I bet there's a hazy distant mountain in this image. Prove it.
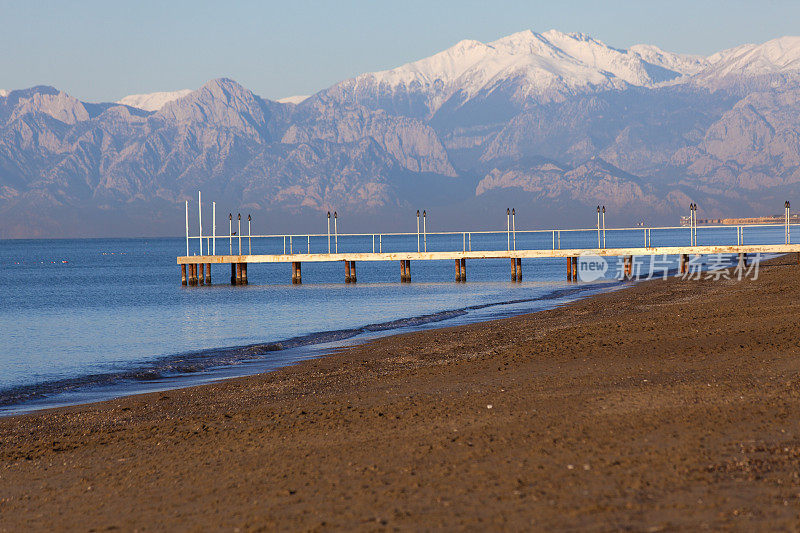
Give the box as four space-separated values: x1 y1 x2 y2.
2 31 800 237
117 89 194 111
277 94 310 105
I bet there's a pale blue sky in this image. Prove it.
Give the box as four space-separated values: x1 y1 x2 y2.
1 0 799 102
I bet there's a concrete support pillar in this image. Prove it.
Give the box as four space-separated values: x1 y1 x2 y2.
199 262 205 285
345 260 351 283
181 264 187 286
738 253 747 268
516 258 522 282
235 263 242 285
205 263 211 285
230 263 236 285
405 260 411 282
510 258 517 281
241 263 248 285
400 260 406 282
567 257 573 282
350 261 356 283
292 262 301 284
679 254 688 275
624 256 633 280
188 264 196 286
455 259 461 282
572 257 578 282
460 258 466 282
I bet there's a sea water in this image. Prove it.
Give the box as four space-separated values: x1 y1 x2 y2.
0 224 789 414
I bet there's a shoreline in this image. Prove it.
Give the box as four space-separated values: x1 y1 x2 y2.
3 257 800 529
1 278 623 416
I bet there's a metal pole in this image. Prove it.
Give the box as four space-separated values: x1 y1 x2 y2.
507 208 510 251
468 232 471 251
237 214 241 255
558 230 561 249
511 208 516 251
185 200 189 256
327 212 331 253
334 212 338 253
228 213 232 255
372 234 375 253
212 202 216 256
463 232 466 252
786 201 791 244
602 206 606 248
198 191 203 256
379 234 382 253
307 235 310 254
596 206 601 248
552 230 555 250
248 215 251 255
290 235 293 254
423 210 427 252
416 210 420 253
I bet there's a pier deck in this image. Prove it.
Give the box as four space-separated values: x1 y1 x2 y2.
177 244 800 286
177 244 800 265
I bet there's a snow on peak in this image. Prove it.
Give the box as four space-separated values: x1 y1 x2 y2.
277 94 310 105
343 29 699 116
628 44 708 76
117 89 193 111
706 35 800 77
0 89 8 97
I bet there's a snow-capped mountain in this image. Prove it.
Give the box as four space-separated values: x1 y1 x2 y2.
707 36 800 76
0 89 8 97
277 94 310 104
628 44 708 76
324 30 705 120
117 89 193 111
2 30 800 237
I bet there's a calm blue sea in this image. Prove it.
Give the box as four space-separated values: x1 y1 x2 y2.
0 224 789 414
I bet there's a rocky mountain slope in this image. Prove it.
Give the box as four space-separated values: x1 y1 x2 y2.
2 31 800 237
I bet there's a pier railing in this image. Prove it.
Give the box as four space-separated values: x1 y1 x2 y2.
184 223 796 257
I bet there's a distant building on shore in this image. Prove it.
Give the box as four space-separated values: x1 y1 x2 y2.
680 214 800 226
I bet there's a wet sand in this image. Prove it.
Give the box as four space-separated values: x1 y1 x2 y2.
2 257 800 530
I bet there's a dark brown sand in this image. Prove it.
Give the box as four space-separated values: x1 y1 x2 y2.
3 257 800 531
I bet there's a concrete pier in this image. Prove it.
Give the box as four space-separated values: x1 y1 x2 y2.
179 243 800 285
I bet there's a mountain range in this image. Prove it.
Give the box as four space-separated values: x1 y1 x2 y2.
2 30 800 237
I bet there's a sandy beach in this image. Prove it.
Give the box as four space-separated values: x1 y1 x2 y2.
2 256 800 530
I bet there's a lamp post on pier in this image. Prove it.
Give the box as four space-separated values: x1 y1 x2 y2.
422 210 427 252
417 210 420 252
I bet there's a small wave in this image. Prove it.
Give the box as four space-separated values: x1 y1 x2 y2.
0 279 618 409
